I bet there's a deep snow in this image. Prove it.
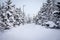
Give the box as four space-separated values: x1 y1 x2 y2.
0 23 60 40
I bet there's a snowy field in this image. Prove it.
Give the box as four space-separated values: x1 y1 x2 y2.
0 23 60 40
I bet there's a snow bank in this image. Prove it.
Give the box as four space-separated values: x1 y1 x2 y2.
45 21 56 27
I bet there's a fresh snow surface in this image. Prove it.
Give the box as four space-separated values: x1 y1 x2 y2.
0 23 60 40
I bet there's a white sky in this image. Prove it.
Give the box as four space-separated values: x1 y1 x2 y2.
0 0 46 17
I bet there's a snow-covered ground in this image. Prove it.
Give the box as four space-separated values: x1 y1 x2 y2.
0 23 60 40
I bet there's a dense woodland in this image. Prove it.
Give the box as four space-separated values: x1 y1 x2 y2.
0 0 60 31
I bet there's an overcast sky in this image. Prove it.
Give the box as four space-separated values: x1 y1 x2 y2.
0 0 46 17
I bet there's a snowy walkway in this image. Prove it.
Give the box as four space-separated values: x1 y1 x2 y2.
0 23 60 40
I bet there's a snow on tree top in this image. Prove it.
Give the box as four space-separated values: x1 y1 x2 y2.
53 10 59 14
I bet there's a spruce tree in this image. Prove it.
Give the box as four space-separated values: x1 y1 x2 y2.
35 0 58 25
4 0 15 27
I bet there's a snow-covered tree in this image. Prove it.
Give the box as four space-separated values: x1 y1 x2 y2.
0 0 26 30
35 0 58 25
13 8 25 26
26 14 31 23
53 2 60 28
3 0 16 28
0 3 11 31
33 14 36 23
22 12 25 25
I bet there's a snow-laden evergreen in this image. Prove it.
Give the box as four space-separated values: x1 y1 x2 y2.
0 0 25 30
34 0 60 29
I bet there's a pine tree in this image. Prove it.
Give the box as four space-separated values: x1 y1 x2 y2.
4 0 15 27
0 3 9 30
33 14 36 23
27 14 31 23
13 8 24 26
53 2 60 28
35 0 58 25
0 0 15 30
22 12 25 25
0 0 26 30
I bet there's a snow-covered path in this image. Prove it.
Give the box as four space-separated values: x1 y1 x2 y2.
0 23 60 40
